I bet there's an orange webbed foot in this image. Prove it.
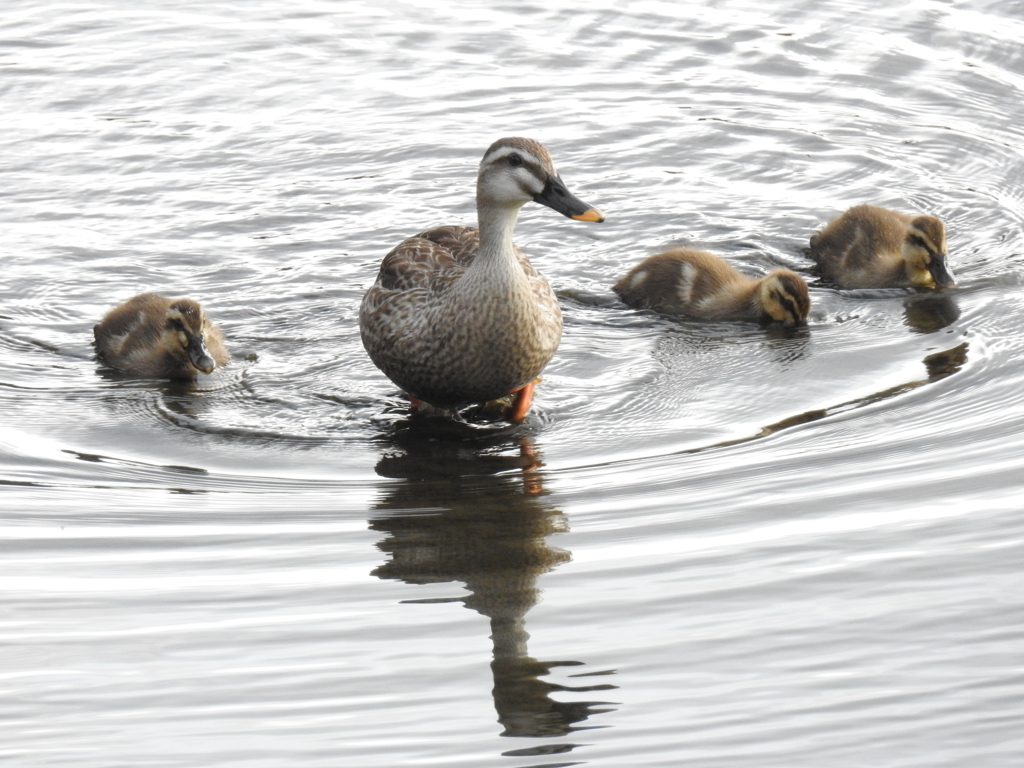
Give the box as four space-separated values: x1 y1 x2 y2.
508 379 538 424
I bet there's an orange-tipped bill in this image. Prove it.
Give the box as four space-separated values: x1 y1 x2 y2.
533 174 605 223
572 207 605 222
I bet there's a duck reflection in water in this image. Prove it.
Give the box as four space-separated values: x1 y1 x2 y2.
369 421 617 739
903 292 961 334
760 321 812 366
655 320 813 375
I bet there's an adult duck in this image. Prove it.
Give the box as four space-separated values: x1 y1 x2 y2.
360 137 604 422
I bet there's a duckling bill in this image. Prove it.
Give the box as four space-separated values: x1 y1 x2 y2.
809 204 954 289
614 248 810 326
94 292 229 380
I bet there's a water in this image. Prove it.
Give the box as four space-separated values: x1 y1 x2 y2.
2 0 1024 765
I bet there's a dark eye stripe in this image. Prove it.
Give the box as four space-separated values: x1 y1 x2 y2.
516 157 545 175
909 234 931 252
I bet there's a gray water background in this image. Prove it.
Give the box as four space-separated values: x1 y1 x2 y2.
2 0 1024 765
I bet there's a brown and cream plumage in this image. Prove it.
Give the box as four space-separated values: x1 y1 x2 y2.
360 137 604 421
94 292 229 380
809 204 954 289
614 248 810 326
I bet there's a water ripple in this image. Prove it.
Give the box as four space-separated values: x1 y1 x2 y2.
4 0 1024 765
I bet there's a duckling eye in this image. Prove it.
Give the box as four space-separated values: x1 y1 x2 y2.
908 235 930 253
508 154 523 168
167 318 185 331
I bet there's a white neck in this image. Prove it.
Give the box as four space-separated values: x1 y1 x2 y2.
462 199 532 296
476 201 522 259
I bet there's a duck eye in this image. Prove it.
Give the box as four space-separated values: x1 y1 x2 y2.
508 154 523 168
909 235 930 252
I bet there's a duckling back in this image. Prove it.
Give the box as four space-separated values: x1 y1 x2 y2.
614 249 745 316
614 248 808 324
94 292 228 380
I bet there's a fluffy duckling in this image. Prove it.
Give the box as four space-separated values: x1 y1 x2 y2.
614 248 810 326
809 204 954 289
94 292 229 380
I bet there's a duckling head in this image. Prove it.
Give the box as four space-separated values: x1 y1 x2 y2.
477 137 604 222
758 269 810 326
904 215 954 289
164 300 218 374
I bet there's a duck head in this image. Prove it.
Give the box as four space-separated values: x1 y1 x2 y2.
758 269 811 326
165 300 218 374
904 215 954 289
477 137 604 222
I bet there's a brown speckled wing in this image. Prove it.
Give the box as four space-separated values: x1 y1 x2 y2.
417 226 480 265
370 226 478 297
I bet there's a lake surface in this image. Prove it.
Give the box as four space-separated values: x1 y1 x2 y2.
3 0 1024 765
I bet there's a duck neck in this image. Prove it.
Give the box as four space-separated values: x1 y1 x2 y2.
475 201 524 266
458 200 534 310
735 279 765 318
751 280 769 311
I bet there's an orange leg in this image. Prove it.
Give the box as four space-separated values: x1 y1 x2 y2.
508 380 536 424
408 395 423 413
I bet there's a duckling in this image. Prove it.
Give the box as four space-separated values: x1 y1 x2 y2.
360 137 605 422
94 292 229 379
613 248 810 325
809 204 954 289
